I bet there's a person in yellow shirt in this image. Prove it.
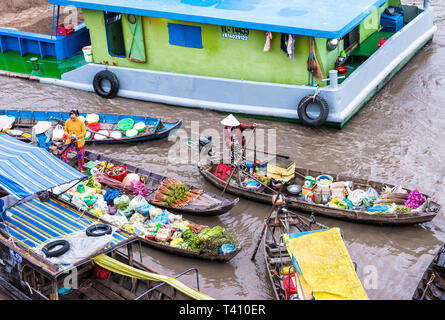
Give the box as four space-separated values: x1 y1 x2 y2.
62 109 87 173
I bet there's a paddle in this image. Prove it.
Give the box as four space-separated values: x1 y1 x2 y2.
250 185 284 261
244 148 291 160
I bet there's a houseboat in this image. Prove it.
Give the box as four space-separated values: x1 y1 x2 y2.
0 0 437 127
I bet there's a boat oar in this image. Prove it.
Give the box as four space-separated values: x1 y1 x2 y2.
244 148 290 160
220 165 238 197
250 186 284 261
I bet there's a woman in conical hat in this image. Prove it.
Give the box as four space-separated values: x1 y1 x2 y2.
33 121 53 151
221 114 257 163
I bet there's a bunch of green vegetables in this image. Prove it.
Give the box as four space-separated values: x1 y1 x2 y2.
181 227 237 256
166 183 191 206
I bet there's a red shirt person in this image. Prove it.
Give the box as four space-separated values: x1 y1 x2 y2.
221 114 257 148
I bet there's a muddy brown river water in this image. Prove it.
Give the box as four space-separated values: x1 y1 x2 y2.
0 0 444 300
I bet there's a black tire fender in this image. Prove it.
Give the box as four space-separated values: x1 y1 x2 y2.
93 70 119 99
86 224 113 237
42 240 70 258
297 95 329 126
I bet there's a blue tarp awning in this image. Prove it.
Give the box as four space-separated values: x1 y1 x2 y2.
0 133 86 200
49 0 387 38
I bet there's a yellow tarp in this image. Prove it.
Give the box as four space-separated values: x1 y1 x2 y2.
284 228 368 300
93 254 214 300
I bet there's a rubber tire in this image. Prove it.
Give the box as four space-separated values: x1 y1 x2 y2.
93 70 119 99
42 240 70 258
86 224 112 237
297 95 329 127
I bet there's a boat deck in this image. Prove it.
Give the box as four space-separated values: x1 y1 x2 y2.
0 51 86 79
0 197 134 271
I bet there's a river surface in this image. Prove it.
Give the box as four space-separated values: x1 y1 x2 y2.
0 0 444 300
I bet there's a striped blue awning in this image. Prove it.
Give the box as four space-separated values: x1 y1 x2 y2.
1 198 134 270
0 133 86 200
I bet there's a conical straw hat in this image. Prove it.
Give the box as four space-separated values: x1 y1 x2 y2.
34 121 52 134
220 114 240 127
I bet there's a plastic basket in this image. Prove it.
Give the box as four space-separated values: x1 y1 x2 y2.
118 118 135 131
106 165 128 182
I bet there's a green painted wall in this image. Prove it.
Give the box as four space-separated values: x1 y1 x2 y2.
82 3 387 87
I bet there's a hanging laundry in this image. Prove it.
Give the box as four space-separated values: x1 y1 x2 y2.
264 31 273 52
280 33 289 56
287 34 295 61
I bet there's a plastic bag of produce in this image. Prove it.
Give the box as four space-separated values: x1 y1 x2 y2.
133 221 148 237
124 224 135 234
151 212 170 225
149 206 164 219
104 189 121 206
90 207 103 217
71 196 87 210
129 213 146 225
117 207 134 218
137 203 152 216
219 244 235 255
86 177 102 194
113 215 129 228
362 187 379 207
108 205 117 215
171 222 189 232
167 211 182 223
114 195 130 209
129 195 148 210
170 238 188 249
155 228 172 242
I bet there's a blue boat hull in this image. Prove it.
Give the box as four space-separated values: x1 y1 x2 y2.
0 109 182 144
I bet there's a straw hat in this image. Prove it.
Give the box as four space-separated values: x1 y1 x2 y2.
220 114 240 127
34 121 52 134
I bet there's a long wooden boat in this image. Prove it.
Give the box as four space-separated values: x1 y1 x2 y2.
82 151 239 216
199 162 440 225
0 109 182 144
412 244 445 300
0 196 211 300
264 207 328 300
52 194 240 263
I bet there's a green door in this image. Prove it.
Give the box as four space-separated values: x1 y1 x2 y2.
125 14 146 63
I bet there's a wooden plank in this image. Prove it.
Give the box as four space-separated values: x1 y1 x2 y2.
92 279 125 300
268 257 292 264
97 279 137 300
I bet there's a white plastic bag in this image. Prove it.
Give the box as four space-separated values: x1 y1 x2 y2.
0 115 15 131
52 124 64 140
129 195 148 210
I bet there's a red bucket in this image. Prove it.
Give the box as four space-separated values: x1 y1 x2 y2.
106 165 128 182
336 66 349 75
88 122 100 132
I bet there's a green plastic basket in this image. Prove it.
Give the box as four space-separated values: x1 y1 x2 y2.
118 118 135 131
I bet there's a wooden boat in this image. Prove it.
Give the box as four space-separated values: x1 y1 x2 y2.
0 109 182 144
198 162 440 225
52 193 240 263
412 244 445 300
263 207 328 300
81 150 239 216
0 197 210 300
